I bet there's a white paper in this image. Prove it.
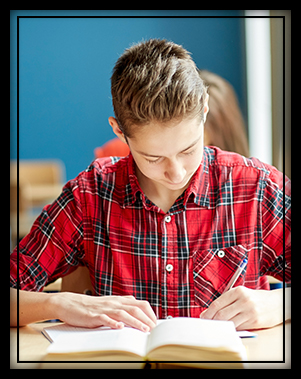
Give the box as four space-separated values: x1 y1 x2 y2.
42 323 112 343
46 326 149 357
43 318 249 359
146 318 244 354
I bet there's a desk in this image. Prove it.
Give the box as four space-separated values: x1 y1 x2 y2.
10 321 291 369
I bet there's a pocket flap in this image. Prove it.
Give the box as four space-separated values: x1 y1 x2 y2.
193 245 249 307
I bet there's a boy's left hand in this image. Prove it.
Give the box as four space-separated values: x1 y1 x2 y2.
200 286 286 330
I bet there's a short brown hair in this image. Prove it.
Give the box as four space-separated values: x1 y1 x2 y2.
111 39 207 137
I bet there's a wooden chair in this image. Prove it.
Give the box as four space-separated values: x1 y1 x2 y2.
10 159 65 247
10 160 65 208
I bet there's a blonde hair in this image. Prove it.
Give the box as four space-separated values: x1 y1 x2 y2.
111 39 208 137
199 70 249 157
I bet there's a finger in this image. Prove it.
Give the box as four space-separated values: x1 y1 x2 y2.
212 300 243 322
200 289 239 320
120 304 157 331
119 298 157 328
84 313 125 329
99 296 157 331
200 297 229 320
107 308 152 332
135 300 157 326
228 312 252 330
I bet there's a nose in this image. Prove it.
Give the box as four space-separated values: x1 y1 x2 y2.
164 159 186 184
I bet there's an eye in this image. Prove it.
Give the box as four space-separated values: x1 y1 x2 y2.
183 148 196 156
146 157 161 164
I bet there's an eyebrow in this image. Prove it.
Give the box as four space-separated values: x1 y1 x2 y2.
137 135 202 158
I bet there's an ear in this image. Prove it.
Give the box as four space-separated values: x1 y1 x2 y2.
108 117 127 144
203 95 210 123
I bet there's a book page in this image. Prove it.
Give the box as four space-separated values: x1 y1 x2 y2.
46 326 149 357
42 323 112 343
43 318 248 360
146 317 244 355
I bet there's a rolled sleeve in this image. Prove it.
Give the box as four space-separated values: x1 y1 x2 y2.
10 178 84 291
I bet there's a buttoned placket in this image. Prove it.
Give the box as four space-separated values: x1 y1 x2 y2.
161 212 177 319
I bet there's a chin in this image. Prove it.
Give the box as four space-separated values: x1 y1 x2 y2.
163 177 191 190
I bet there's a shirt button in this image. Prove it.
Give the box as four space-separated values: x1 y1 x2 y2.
164 215 171 223
217 250 225 258
165 264 173 272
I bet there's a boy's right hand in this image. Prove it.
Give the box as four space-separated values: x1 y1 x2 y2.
52 292 157 332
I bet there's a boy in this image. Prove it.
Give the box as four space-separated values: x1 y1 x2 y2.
10 39 291 332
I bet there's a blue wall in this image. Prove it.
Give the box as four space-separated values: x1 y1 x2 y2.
11 10 247 181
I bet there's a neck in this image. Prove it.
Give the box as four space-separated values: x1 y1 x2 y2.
135 165 188 213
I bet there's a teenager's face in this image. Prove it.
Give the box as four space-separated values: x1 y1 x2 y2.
126 118 204 192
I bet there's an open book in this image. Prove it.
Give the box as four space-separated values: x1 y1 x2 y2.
43 317 248 368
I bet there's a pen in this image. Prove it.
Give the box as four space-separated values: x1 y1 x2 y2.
223 258 248 293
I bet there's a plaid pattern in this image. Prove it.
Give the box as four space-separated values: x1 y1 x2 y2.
10 146 291 319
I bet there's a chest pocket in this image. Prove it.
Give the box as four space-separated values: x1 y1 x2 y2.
193 244 249 308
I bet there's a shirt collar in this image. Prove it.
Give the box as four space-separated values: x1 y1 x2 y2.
123 147 213 210
122 154 157 211
185 146 213 208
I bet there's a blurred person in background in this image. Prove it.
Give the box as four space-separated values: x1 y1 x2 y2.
199 70 249 157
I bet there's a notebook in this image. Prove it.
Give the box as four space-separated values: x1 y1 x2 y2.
42 317 248 368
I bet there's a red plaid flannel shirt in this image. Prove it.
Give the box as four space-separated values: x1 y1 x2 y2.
10 147 291 319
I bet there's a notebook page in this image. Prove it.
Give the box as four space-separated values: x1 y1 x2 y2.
146 318 245 354
46 327 149 356
42 323 111 343
43 320 256 345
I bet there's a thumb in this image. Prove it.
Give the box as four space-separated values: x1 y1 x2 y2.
199 309 208 319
